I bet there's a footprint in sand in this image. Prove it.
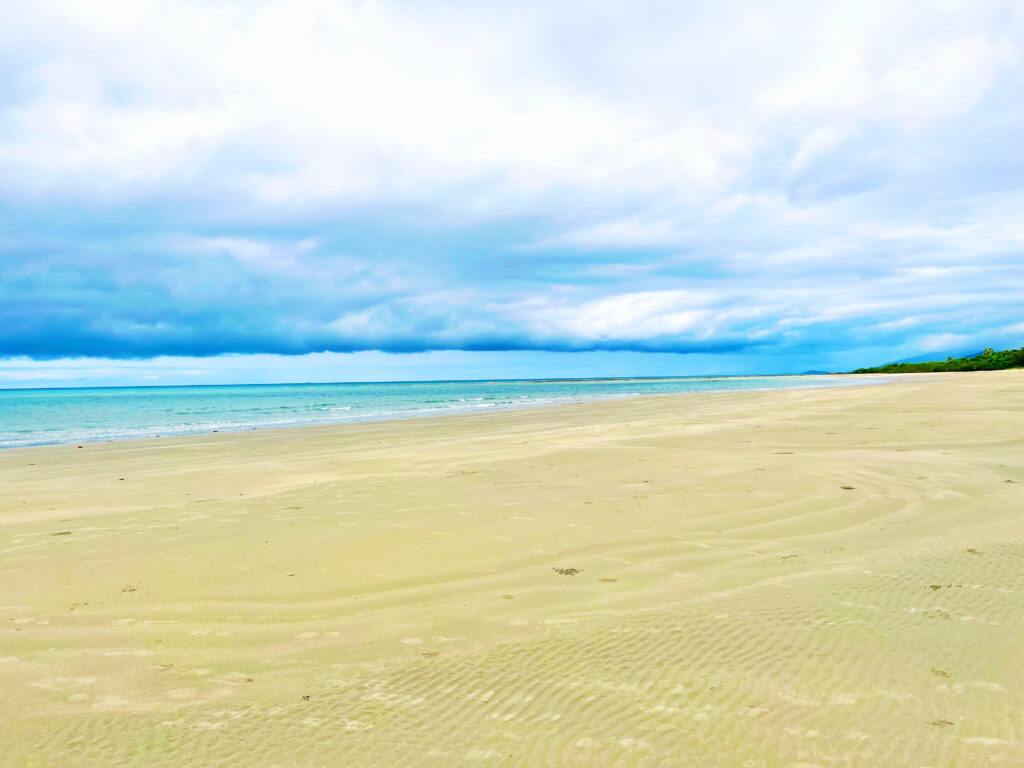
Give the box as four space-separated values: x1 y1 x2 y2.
214 672 253 684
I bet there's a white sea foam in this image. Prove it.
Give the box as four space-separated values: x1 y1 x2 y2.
0 376 878 448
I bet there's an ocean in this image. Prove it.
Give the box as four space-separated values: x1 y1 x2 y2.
0 375 867 449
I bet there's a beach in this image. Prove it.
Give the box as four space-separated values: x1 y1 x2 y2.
1 370 1022 766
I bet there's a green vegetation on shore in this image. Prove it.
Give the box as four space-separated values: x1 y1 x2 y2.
852 346 1024 374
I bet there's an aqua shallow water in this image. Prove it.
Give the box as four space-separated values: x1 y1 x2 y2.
0 375 867 448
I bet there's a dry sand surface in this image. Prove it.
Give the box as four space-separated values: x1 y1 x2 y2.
1 371 1023 766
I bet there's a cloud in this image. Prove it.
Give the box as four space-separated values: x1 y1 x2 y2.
1 1 1023 370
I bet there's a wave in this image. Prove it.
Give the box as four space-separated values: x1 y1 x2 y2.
0 375 877 448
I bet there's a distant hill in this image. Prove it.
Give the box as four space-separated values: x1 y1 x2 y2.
852 347 1024 374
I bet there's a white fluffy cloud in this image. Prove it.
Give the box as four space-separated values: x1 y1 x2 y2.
2 1 1017 213
1 0 1023 372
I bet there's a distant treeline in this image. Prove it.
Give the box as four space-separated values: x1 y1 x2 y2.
852 346 1024 374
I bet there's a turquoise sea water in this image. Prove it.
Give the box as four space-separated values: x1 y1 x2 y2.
0 375 867 449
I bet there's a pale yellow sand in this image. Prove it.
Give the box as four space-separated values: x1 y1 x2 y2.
1 372 1023 767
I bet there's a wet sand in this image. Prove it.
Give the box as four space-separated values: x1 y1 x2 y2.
1 371 1023 766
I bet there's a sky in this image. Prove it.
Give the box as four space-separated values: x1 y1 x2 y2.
2 0 1023 387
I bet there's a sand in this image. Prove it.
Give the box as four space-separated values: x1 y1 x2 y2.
1 371 1023 766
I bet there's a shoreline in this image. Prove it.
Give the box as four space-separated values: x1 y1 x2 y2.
0 372 884 452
